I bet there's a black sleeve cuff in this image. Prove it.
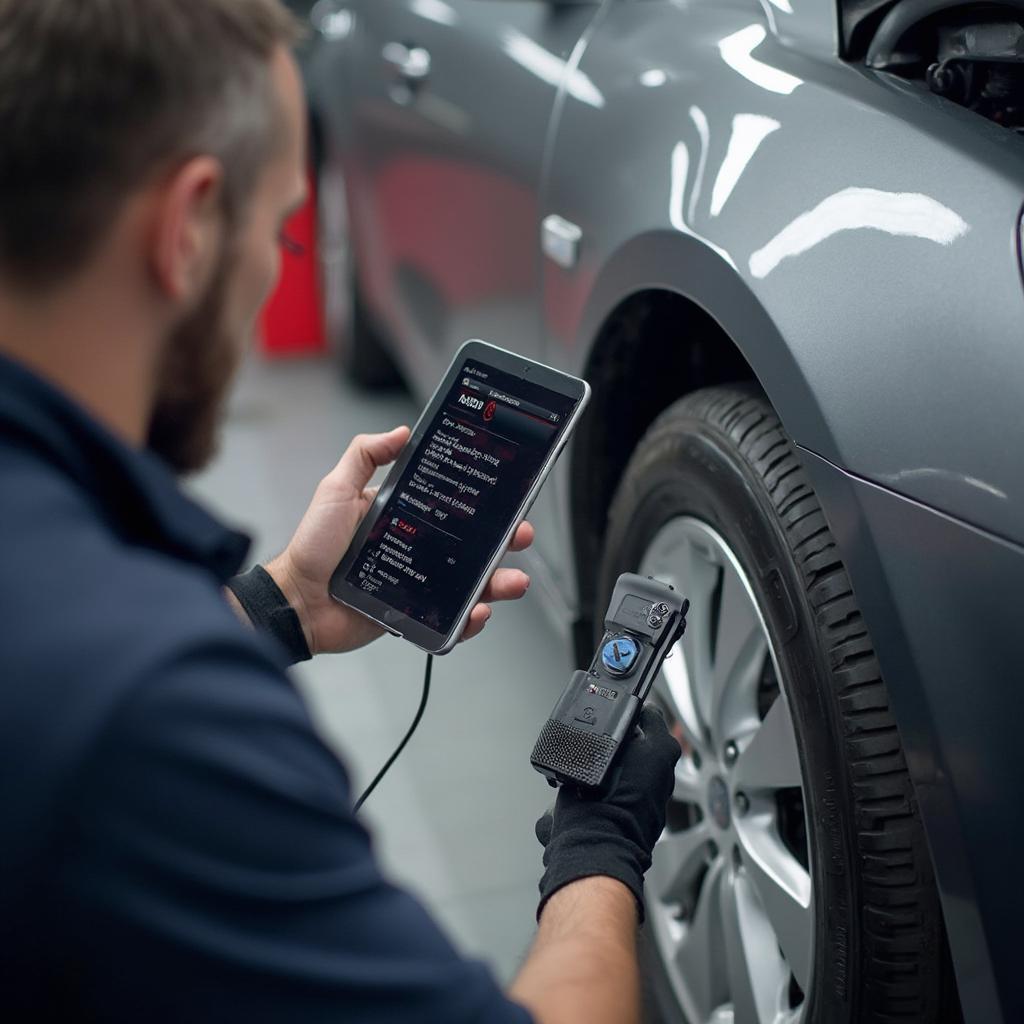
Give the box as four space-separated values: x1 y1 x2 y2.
227 565 312 666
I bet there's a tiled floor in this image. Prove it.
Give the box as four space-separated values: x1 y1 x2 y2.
191 354 573 984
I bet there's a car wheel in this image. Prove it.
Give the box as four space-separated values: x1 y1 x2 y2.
316 160 401 390
597 384 953 1023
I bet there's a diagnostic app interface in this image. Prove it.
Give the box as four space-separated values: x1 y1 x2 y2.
347 360 579 635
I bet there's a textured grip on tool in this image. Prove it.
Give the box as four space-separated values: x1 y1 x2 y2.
531 718 618 787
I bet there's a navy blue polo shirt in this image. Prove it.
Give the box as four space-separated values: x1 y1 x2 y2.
0 354 533 1023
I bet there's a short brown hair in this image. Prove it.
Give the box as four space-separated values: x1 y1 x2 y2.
0 0 299 288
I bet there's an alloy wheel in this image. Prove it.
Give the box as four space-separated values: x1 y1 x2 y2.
639 517 813 1024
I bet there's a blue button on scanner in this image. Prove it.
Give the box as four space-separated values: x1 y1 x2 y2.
602 635 640 677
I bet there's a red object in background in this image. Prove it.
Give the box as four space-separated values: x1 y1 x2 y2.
259 172 326 357
374 159 536 307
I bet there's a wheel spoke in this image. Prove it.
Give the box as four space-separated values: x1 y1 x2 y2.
674 857 729 1021
671 758 704 805
710 565 765 745
721 864 790 1024
675 539 721 742
736 817 814 993
642 521 738 748
659 647 706 758
719 865 761 1024
733 696 802 791
649 822 714 903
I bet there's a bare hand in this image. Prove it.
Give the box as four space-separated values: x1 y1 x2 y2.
265 427 534 656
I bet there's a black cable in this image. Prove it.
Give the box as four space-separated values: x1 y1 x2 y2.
354 653 433 812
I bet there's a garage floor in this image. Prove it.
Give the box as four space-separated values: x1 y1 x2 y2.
191 354 569 985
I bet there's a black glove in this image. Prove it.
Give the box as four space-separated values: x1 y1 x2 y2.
535 703 680 922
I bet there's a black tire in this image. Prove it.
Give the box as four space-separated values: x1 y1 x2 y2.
314 158 401 390
339 272 402 391
596 384 957 1023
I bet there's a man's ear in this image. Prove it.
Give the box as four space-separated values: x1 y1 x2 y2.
149 156 225 305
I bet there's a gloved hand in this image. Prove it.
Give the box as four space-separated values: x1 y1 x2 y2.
535 704 681 922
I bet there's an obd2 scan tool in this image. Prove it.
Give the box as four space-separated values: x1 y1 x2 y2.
531 574 689 789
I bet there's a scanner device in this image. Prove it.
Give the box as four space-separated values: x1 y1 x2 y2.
531 573 689 789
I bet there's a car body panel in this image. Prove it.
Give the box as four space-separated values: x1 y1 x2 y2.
538 9 1024 1019
801 447 1021 1024
761 0 839 56
543 0 1024 547
338 0 601 379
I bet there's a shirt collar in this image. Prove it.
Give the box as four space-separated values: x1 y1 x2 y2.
0 352 250 582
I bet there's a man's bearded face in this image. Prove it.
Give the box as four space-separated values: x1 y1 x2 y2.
145 53 307 476
146 243 243 475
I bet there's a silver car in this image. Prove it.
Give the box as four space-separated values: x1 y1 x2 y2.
303 2 1024 1021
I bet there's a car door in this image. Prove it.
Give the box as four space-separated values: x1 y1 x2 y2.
345 0 603 389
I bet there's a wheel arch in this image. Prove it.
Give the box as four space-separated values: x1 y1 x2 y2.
568 230 838 643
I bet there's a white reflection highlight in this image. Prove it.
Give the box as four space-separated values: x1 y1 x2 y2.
640 69 669 88
749 187 970 279
669 143 690 234
718 25 802 95
312 4 353 41
417 93 471 136
687 105 710 223
410 0 457 25
710 113 780 217
764 0 794 12
883 467 1007 501
502 30 605 108
670 142 737 269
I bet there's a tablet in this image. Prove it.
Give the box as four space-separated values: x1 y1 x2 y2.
329 340 591 654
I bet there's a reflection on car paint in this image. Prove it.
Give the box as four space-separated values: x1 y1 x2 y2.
414 92 472 136
687 105 711 223
710 113 781 217
311 3 352 41
639 68 669 88
670 142 737 269
500 29 605 109
409 0 457 28
718 25 803 96
749 187 970 278
883 466 1008 504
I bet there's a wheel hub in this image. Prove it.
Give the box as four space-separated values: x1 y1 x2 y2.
707 775 731 830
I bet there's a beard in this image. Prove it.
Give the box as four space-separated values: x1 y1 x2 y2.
146 247 243 475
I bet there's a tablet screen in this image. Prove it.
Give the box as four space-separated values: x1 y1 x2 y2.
343 357 580 636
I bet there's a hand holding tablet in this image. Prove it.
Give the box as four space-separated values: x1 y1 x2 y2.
328 340 590 654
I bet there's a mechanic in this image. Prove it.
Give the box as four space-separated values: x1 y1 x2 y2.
0 2 681 1022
